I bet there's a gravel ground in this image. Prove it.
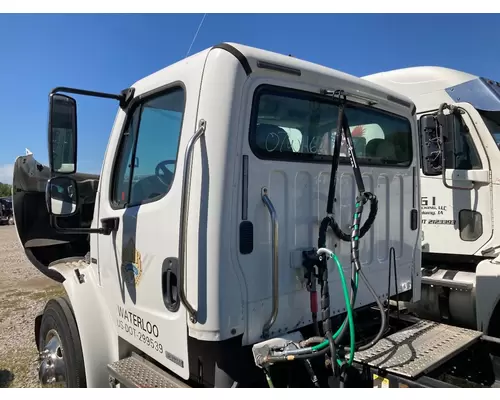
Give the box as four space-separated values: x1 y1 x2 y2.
0 225 65 388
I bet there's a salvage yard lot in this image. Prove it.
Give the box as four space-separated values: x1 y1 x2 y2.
0 225 65 388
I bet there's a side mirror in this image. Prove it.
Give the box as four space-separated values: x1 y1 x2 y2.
49 94 77 174
45 176 79 217
436 107 474 190
420 114 443 176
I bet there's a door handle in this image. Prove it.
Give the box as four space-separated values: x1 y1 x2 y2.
162 258 180 312
165 270 177 304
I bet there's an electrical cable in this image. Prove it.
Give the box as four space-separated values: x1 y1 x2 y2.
300 336 324 347
303 359 321 388
317 96 379 348
264 369 274 388
390 246 400 321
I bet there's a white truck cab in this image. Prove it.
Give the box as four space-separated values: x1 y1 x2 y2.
363 67 500 337
11 42 423 388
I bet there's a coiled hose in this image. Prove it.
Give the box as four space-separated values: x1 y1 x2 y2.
316 192 377 345
310 195 388 355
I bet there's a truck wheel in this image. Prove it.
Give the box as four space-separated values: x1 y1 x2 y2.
38 297 86 388
8 216 14 225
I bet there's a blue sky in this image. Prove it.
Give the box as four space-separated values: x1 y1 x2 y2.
1 13 499 183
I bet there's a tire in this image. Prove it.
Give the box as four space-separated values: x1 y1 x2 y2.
38 297 87 388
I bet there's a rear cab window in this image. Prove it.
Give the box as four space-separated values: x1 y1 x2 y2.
249 85 413 167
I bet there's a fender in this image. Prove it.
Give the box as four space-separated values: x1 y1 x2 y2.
49 259 118 388
475 257 500 333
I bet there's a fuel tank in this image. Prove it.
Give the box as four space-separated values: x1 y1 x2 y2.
405 268 477 329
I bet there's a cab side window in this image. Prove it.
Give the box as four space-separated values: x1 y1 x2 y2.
111 87 185 208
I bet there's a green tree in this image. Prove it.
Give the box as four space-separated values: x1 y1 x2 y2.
0 183 12 197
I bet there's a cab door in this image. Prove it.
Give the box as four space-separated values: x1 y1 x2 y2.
97 81 197 380
419 102 492 255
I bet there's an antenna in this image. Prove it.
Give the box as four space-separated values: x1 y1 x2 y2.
185 13 207 59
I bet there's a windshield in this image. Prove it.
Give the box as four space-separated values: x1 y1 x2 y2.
478 110 500 148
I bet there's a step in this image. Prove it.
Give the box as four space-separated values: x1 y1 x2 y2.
107 352 191 388
352 320 482 378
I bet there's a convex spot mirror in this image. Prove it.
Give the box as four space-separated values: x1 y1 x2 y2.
45 176 79 217
49 93 77 174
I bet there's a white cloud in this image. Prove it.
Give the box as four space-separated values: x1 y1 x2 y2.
0 164 14 184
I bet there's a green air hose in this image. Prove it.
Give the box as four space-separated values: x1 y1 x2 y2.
262 252 357 368
311 252 356 366
311 271 359 350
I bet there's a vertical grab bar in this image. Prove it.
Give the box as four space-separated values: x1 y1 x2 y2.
261 187 279 338
179 119 206 324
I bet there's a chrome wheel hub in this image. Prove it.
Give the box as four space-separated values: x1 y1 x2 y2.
38 329 66 386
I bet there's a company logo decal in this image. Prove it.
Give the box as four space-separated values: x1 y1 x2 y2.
122 238 143 286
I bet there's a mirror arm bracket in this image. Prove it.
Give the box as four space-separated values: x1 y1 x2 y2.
49 216 119 236
50 86 135 109
119 88 135 109
50 86 122 101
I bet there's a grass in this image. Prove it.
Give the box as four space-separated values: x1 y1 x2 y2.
0 346 40 388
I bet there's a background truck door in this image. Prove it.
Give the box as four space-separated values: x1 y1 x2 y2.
419 102 492 255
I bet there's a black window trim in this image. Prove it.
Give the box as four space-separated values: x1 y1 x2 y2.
248 84 414 168
109 81 187 210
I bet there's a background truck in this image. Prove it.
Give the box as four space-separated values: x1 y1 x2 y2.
362 67 500 339
0 197 14 225
11 43 500 388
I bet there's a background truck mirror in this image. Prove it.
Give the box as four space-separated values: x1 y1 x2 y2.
45 176 80 217
420 114 442 176
49 93 78 174
437 108 475 191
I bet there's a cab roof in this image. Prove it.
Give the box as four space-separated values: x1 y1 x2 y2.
132 42 415 115
362 66 478 99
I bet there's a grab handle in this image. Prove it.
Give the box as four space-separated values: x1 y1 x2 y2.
178 120 206 324
261 187 279 338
